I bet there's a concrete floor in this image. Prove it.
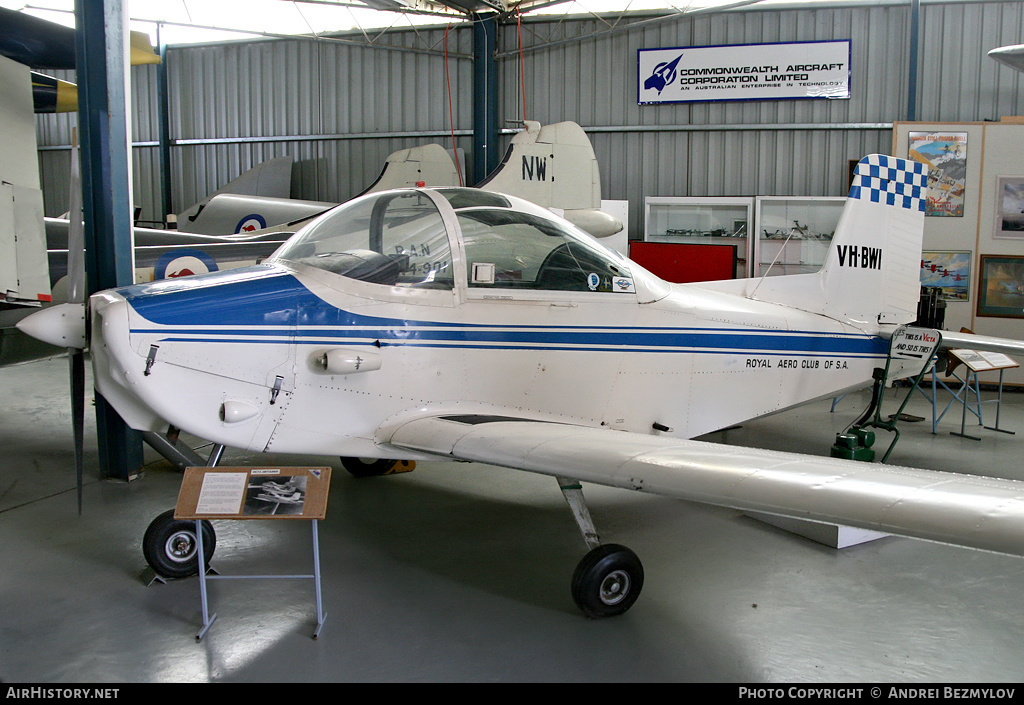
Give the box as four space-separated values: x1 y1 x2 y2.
2 354 1024 683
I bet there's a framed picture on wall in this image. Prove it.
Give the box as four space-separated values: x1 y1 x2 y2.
994 176 1024 238
921 250 971 301
907 131 967 217
978 255 1024 318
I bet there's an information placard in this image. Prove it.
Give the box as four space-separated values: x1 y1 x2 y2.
175 467 331 520
950 349 1019 373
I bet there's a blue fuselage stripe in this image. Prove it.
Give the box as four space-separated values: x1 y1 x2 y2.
135 327 885 357
120 267 887 358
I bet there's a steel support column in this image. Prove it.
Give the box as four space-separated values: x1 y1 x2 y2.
472 13 499 184
74 0 143 480
157 25 173 225
907 0 920 121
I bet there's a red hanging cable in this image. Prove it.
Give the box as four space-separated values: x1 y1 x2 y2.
444 22 463 186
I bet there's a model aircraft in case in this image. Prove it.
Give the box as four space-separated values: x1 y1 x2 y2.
20 153 1024 618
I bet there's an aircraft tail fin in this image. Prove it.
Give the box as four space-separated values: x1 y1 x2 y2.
477 121 623 238
358 143 462 196
813 154 929 326
701 155 928 328
176 156 294 229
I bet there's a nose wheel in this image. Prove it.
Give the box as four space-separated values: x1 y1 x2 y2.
142 509 216 579
558 477 644 618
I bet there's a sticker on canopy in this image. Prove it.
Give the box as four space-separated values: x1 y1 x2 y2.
587 273 600 290
154 249 220 280
235 214 267 233
614 277 635 293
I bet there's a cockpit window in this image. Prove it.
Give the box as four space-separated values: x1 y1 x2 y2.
458 209 634 293
435 188 512 210
273 191 453 289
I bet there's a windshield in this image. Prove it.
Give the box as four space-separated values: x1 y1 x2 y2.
273 190 453 289
458 209 634 293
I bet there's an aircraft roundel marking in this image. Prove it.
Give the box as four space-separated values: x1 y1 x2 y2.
235 213 267 233
154 249 220 280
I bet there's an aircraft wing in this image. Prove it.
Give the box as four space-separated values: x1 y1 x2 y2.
877 325 1024 357
933 329 1024 357
387 415 1024 557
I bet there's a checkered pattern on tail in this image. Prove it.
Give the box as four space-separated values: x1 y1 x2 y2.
847 154 928 212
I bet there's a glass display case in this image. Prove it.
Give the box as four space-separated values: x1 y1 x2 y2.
643 197 754 279
754 197 846 277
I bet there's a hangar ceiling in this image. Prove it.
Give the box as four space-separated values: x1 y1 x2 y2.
5 0 799 47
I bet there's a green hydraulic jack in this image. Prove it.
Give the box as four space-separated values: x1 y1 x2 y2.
831 326 942 464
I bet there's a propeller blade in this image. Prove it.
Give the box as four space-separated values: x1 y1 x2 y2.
68 129 85 513
67 132 85 306
16 130 90 511
70 349 85 515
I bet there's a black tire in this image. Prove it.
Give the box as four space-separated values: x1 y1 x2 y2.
142 509 216 579
341 457 400 478
571 544 644 618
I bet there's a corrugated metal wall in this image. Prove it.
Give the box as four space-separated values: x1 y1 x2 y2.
499 1 1023 235
35 28 475 225
33 1 1024 238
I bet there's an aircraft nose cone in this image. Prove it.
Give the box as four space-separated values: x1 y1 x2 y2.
15 302 86 349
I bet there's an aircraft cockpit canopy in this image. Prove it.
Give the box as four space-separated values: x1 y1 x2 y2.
273 189 454 288
272 187 634 295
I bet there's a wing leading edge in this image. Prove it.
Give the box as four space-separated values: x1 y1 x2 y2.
930 329 1024 357
388 415 1024 557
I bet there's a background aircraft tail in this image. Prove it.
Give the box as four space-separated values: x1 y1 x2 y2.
359 143 463 195
477 121 623 237
176 156 295 232
700 154 928 329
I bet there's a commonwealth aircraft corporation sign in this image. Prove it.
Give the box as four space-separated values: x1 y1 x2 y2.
638 40 851 105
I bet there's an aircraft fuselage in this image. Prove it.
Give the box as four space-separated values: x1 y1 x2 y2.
91 258 885 459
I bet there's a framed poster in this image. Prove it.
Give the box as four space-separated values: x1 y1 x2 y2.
907 132 967 217
994 176 1024 238
920 250 971 301
977 255 1024 318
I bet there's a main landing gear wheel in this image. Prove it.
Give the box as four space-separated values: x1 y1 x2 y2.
142 509 216 579
340 457 401 478
571 544 644 619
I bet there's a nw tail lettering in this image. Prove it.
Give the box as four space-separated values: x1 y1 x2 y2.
522 155 549 182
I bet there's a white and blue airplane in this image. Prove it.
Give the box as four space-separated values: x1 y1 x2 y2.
20 153 1024 618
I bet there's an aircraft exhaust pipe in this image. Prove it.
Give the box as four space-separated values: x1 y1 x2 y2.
317 348 382 375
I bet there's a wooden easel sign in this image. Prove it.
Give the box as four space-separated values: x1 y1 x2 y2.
174 467 331 521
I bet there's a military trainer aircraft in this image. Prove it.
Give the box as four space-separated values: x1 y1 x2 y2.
20 153 1024 618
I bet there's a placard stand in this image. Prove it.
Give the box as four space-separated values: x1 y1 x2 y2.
174 466 332 641
842 326 942 463
944 350 1018 441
